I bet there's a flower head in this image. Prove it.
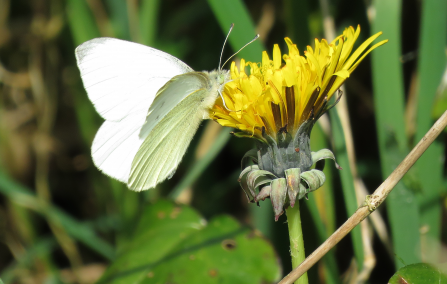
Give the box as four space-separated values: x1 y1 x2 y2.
211 25 386 140
210 26 387 220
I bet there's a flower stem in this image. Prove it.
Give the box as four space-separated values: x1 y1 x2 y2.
285 201 308 284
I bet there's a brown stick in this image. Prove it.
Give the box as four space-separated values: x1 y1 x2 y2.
279 110 447 284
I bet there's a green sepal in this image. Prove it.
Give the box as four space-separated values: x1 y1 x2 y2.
300 169 326 194
285 168 301 208
311 149 342 170
270 178 287 221
298 183 309 200
239 165 259 179
231 130 265 143
239 165 260 202
241 149 258 169
320 89 343 117
255 185 271 202
247 170 276 193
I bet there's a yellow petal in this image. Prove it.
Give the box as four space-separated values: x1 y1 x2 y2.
343 31 383 70
333 69 350 79
273 44 282 69
262 51 270 67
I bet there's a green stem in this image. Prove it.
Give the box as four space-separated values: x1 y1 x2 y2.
286 201 308 284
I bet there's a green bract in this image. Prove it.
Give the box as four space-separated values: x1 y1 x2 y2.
238 122 341 220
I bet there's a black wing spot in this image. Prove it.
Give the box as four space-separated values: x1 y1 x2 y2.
156 115 160 120
160 101 165 107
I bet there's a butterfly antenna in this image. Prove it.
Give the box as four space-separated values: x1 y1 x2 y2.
219 23 234 71
221 34 260 69
217 26 259 112
218 89 241 113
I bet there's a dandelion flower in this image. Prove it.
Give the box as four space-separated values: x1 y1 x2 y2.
210 25 387 220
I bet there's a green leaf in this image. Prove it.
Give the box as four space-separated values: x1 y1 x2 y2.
97 200 204 283
149 216 280 284
389 263 447 284
98 200 281 284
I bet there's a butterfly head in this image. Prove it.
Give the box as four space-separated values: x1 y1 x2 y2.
217 69 231 87
207 69 231 90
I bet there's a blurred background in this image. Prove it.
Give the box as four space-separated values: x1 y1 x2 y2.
0 0 446 283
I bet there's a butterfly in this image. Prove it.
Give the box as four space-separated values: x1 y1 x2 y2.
75 25 258 191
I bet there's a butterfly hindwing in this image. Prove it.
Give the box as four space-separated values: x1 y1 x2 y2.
138 72 212 140
128 76 215 191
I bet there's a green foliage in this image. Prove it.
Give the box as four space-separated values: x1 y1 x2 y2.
371 0 422 267
389 263 447 284
330 110 364 270
207 0 264 62
0 171 115 260
0 0 446 283
97 200 281 284
413 0 447 262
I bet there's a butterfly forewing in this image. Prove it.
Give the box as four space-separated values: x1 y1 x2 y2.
75 38 193 121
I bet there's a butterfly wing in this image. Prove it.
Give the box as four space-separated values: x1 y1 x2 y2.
90 110 146 183
128 73 216 191
75 37 193 121
76 37 194 182
138 72 214 139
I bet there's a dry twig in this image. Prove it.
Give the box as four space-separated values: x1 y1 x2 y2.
279 110 447 284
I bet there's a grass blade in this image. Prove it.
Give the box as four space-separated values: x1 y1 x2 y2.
66 0 100 45
308 123 338 284
0 171 115 260
207 0 264 62
0 237 57 283
106 0 130 39
139 0 161 46
283 0 311 51
371 0 421 267
331 110 364 270
414 0 447 262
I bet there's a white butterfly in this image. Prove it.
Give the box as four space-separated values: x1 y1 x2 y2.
75 27 257 191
